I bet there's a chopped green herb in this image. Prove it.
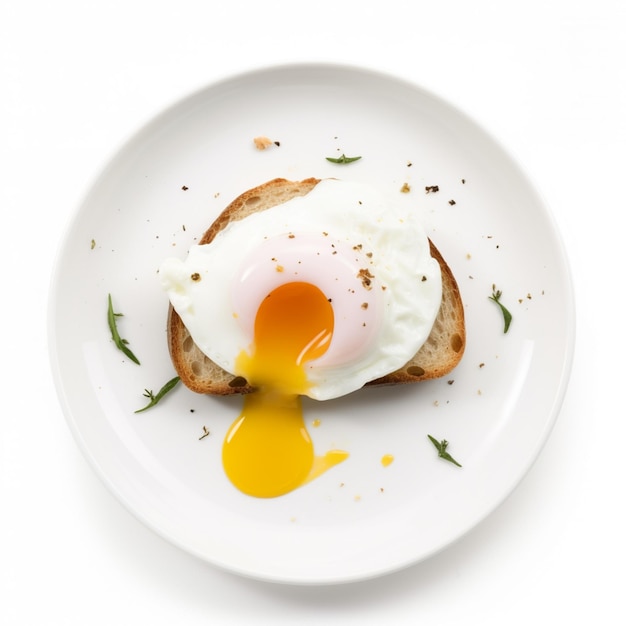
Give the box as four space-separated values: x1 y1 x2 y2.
489 285 513 333
427 435 462 467
135 376 181 413
107 294 140 364
325 153 362 164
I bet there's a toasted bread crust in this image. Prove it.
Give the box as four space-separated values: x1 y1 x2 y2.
167 178 465 395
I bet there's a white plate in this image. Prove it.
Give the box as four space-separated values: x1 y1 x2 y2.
48 63 575 584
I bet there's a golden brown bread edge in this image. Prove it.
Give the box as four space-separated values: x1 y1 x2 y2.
166 177 466 395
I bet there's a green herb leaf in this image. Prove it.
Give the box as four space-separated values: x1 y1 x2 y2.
427 435 462 467
135 376 181 413
107 294 140 364
325 153 362 164
489 285 512 333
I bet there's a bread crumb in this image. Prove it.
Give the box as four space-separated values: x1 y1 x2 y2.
253 136 277 150
400 182 411 193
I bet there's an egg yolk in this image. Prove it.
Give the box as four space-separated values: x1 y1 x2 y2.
222 282 348 498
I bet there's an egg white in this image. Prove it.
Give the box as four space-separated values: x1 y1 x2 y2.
159 179 442 400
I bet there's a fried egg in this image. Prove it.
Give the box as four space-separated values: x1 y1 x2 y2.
160 179 442 498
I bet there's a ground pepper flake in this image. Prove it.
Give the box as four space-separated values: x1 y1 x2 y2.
357 268 374 290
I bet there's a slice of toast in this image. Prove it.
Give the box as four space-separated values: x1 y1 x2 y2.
166 178 465 395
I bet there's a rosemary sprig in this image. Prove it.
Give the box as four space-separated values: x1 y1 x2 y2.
135 376 181 413
427 435 462 467
489 285 512 334
107 294 140 364
325 153 362 164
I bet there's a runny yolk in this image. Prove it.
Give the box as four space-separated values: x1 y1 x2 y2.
222 282 349 498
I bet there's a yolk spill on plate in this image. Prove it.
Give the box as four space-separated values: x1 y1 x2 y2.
381 454 394 467
223 282 349 498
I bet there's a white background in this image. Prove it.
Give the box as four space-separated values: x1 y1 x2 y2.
1 0 622 623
